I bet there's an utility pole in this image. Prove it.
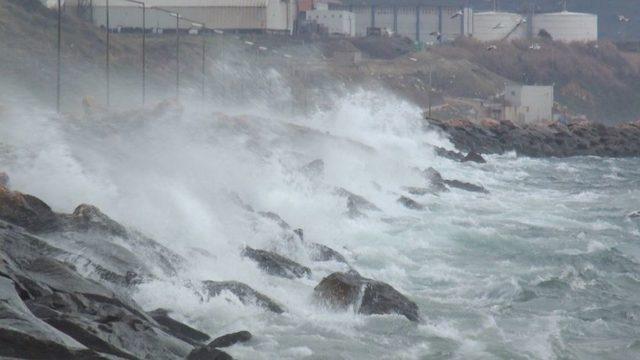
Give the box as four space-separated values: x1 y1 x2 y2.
125 0 146 105
176 14 180 99
428 65 433 118
57 0 62 113
106 0 111 107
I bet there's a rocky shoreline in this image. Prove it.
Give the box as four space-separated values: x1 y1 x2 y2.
426 117 640 158
0 175 420 359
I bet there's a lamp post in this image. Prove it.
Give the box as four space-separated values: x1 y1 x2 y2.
190 22 206 100
57 0 62 112
152 7 181 99
106 0 111 107
125 0 146 105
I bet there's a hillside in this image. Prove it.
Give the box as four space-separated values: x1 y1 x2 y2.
432 38 640 123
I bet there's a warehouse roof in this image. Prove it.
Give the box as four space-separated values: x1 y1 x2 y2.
338 0 464 6
92 0 271 7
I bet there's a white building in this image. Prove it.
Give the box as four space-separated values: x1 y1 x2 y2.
306 6 356 36
533 11 597 43
89 0 296 33
504 85 554 124
472 11 526 42
332 1 472 43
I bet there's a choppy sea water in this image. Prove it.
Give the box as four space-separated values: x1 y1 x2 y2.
1 91 639 359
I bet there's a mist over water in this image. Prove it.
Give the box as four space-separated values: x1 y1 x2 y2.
2 58 640 360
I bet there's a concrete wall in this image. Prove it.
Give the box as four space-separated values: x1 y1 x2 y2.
336 4 471 42
307 9 356 36
505 85 554 123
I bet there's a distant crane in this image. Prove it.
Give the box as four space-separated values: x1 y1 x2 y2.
487 45 498 51
492 23 505 30
429 31 442 41
529 43 541 50
451 10 463 19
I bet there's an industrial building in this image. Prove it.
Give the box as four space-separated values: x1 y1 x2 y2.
331 0 472 42
306 3 356 36
533 11 597 43
87 0 296 33
504 84 554 124
471 10 597 43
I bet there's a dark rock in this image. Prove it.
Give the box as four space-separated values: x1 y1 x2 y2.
242 246 311 279
0 187 59 232
0 172 9 188
462 151 486 163
201 280 284 314
335 187 380 218
187 347 233 360
420 167 449 193
299 159 325 179
403 187 432 196
258 211 291 230
59 204 128 238
293 228 304 240
426 117 640 158
314 271 420 322
148 308 210 346
308 243 348 264
397 196 425 210
208 330 252 348
0 230 193 360
628 211 640 219
443 179 489 194
434 146 464 161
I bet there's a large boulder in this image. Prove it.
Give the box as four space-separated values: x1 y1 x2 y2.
462 151 486 164
314 271 420 322
208 331 252 348
186 347 233 360
308 242 348 265
148 308 210 346
201 280 284 314
443 179 489 194
0 187 59 232
59 204 128 238
397 196 425 210
241 247 311 279
335 187 380 218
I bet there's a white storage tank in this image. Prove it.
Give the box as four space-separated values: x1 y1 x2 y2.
40 0 64 8
533 11 597 42
472 11 526 42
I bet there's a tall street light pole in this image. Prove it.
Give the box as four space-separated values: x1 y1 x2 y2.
188 21 206 100
57 0 62 113
175 13 180 99
106 0 111 107
126 0 146 105
151 7 181 99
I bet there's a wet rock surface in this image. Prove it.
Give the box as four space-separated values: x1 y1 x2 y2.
201 280 285 314
186 347 233 360
242 246 311 279
0 224 195 359
335 187 380 218
420 167 489 194
314 271 420 322
148 308 210 346
397 196 425 210
208 330 252 348
428 117 640 158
